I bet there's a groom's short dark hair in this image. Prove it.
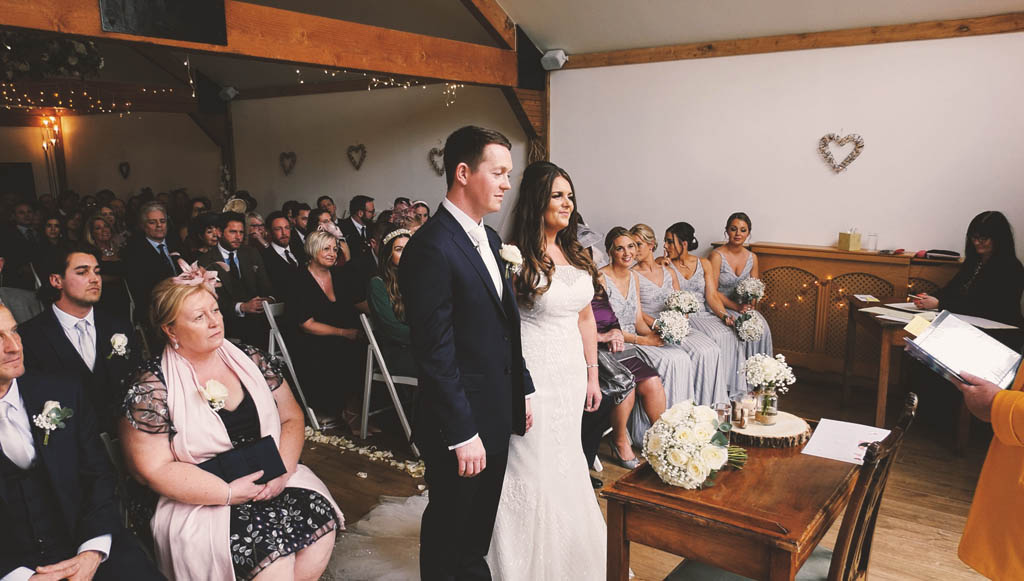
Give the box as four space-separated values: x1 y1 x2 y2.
443 126 511 190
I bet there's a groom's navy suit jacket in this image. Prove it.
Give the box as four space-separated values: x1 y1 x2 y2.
399 205 535 452
0 371 122 578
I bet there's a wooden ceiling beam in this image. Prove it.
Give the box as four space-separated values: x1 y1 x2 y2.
0 0 518 87
565 11 1024 69
460 0 517 50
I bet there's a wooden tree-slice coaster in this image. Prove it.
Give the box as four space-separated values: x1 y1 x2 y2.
731 411 811 448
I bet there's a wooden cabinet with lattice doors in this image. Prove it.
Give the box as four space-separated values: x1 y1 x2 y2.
745 242 959 377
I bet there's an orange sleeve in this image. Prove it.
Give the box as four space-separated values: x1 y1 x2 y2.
991 389 1024 448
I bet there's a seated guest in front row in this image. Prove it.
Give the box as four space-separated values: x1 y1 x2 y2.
914 210 1024 349
0 257 43 323
0 301 163 581
262 211 307 300
119 271 342 580
198 212 275 348
123 202 182 323
367 226 416 377
19 247 141 434
287 231 366 431
306 208 351 264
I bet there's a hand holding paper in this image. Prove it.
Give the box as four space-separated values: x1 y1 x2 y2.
951 371 1001 423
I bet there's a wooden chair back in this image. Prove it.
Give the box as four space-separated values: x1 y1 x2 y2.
828 392 918 581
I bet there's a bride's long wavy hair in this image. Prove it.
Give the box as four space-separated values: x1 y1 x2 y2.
509 161 600 308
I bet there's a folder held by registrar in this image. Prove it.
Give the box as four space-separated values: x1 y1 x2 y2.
904 311 1022 389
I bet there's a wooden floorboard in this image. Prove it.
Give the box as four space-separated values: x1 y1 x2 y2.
308 369 987 579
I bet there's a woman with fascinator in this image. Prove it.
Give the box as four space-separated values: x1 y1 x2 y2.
119 260 342 580
367 225 416 377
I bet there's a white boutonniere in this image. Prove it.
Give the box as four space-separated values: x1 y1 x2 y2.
33 401 74 445
199 379 230 411
107 333 129 359
499 244 523 278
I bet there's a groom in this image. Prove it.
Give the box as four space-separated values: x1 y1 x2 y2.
400 125 535 580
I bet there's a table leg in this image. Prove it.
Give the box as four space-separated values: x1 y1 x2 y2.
606 500 629 581
875 332 892 428
768 548 797 581
842 306 857 407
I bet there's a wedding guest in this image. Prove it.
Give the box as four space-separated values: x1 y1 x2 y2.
392 197 411 214
340 195 376 276
42 212 68 251
80 194 98 215
601 227 694 456
913 211 1024 348
197 212 275 347
182 212 221 262
0 302 164 581
292 202 311 246
65 209 84 244
286 230 365 428
245 211 270 249
97 204 127 249
708 212 774 361
0 257 43 322
57 190 78 218
632 223 727 405
123 202 181 324
411 200 430 229
308 208 351 264
38 192 57 214
119 271 342 580
367 226 415 377
663 221 751 396
0 201 42 290
948 365 1024 578
84 213 131 319
177 196 211 244
262 210 306 299
316 195 341 229
19 247 140 433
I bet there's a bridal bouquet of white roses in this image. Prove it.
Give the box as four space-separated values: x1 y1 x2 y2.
653 309 690 344
735 277 765 304
665 290 701 315
643 401 747 489
734 311 764 342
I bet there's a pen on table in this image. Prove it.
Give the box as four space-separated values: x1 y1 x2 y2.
907 294 924 302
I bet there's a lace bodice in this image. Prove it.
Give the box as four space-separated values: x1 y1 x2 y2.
716 250 754 297
670 259 710 312
519 265 595 336
635 265 674 315
603 273 638 334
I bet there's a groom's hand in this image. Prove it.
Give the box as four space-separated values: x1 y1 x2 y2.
455 437 487 477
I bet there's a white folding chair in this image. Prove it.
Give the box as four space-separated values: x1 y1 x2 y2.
263 301 321 431
360 313 419 457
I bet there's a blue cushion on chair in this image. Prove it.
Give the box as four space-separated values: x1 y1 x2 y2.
666 546 833 581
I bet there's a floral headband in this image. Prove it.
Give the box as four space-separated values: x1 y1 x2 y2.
171 259 221 295
382 228 412 246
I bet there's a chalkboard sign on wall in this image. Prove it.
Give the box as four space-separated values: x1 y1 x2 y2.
99 0 228 45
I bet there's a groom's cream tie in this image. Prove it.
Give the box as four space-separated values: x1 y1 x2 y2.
468 224 503 298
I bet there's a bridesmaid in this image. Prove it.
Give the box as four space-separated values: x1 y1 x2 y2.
662 221 751 397
709 212 774 359
631 223 726 406
600 227 696 448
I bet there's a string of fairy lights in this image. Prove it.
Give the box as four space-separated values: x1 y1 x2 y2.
763 276 922 312
294 67 466 106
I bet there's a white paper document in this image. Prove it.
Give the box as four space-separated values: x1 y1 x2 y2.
853 294 878 302
859 307 915 322
802 419 891 465
950 313 1019 330
905 311 1022 388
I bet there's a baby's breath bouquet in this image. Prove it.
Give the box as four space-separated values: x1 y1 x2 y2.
665 290 701 315
653 309 690 344
735 277 765 304
734 311 764 342
642 401 747 489
741 353 796 425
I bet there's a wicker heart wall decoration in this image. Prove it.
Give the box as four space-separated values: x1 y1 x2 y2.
818 133 864 173
347 144 367 170
118 162 130 179
429 147 444 176
279 152 297 176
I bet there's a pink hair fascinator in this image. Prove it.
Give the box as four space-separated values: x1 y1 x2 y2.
318 221 344 239
172 259 221 295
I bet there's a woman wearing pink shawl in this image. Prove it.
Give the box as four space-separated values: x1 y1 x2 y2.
119 263 343 580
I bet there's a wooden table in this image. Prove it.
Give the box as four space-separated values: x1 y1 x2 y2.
842 297 912 427
603 444 858 581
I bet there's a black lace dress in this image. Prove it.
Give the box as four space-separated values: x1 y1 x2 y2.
123 345 340 580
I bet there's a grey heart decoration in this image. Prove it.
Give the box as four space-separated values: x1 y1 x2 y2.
347 144 367 170
279 151 297 176
118 162 130 179
429 147 444 176
818 133 864 173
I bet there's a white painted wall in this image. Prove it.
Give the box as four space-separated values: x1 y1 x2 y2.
0 127 49 196
550 32 1024 259
230 85 528 229
61 113 221 198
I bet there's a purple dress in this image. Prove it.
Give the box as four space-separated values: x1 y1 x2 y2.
592 293 658 381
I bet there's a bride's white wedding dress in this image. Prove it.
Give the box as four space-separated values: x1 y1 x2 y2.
487 265 606 580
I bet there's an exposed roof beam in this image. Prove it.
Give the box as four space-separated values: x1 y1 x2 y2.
565 11 1024 69
0 0 517 87
460 0 516 50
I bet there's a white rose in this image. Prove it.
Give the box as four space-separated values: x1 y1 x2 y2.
667 448 689 467
111 333 128 350
693 422 716 442
693 405 718 424
661 406 684 425
499 244 523 265
200 380 230 410
674 425 696 443
687 458 710 483
701 445 729 470
41 400 61 416
646 433 664 453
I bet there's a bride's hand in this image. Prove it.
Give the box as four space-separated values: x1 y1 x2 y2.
584 378 602 412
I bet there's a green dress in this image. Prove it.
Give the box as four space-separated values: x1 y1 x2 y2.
367 276 417 377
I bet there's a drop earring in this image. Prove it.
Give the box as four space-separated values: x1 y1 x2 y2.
171 339 179 350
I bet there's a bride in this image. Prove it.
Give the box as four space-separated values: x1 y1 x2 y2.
487 161 606 580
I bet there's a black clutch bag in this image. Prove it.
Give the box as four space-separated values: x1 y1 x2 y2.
197 435 287 485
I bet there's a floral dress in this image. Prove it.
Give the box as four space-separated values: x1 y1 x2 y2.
123 345 340 580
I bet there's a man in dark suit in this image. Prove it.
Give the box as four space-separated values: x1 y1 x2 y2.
0 258 43 324
18 247 141 434
399 126 534 581
122 202 180 323
197 212 275 348
261 211 306 299
0 302 163 580
339 195 377 297
1 201 43 291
